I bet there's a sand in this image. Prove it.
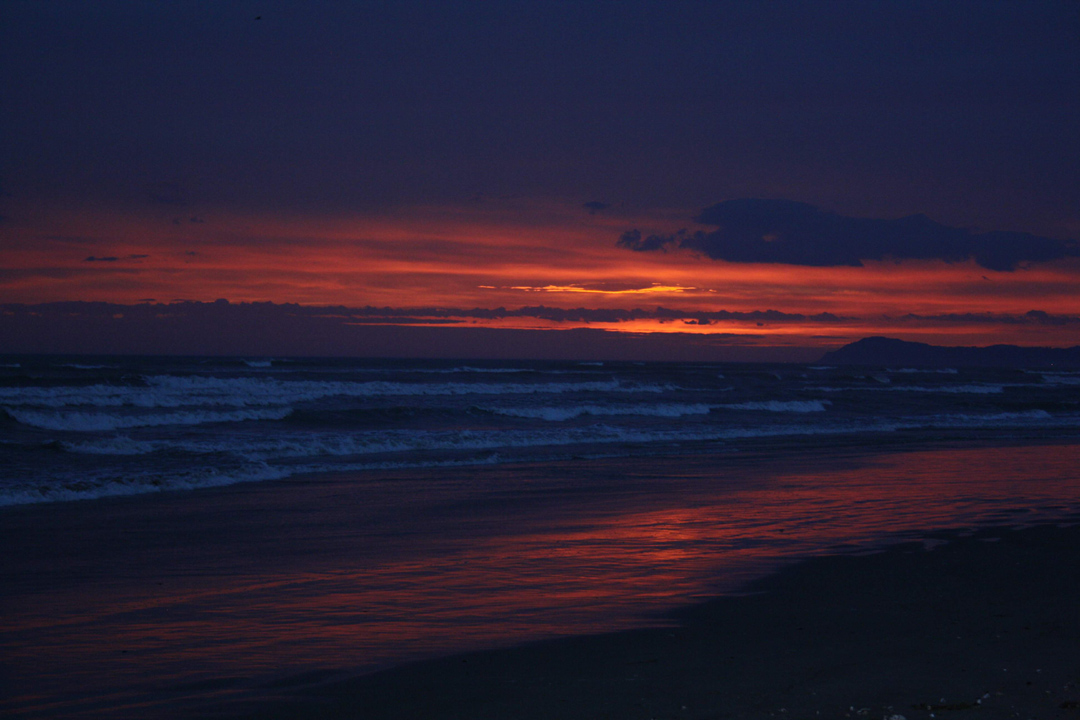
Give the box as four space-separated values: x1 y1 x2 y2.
237 521 1080 720
3 443 1079 719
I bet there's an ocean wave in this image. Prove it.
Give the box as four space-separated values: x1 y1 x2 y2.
59 425 712 459
812 384 1006 394
928 410 1053 423
6 406 294 432
15 407 1077 506
0 376 662 410
0 463 293 507
489 403 713 421
58 415 926 464
0 455 521 507
1041 374 1080 386
718 400 831 413
889 384 1004 394
23 423 878 507
60 436 159 455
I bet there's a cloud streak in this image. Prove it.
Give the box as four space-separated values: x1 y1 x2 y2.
84 254 149 262
5 302 1079 357
9 301 1080 330
619 200 1080 272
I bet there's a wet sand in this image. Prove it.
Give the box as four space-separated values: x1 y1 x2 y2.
239 521 1080 720
3 442 1079 719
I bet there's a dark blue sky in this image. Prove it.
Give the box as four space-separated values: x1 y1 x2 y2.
3 0 1078 234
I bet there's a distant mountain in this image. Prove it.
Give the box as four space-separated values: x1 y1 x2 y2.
818 336 1080 369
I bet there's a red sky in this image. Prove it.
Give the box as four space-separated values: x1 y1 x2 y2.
3 198 1078 351
2 3 1078 357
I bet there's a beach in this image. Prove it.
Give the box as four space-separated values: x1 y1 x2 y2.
248 521 1080 720
7 2 1080 717
2 440 1079 719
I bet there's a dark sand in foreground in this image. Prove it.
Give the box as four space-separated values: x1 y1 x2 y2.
241 521 1080 720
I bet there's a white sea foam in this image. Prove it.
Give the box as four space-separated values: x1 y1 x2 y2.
891 384 1004 394
243 360 273 368
490 403 713 421
0 455 528 507
0 463 293 507
0 376 661 410
7 406 293 432
60 424 718 460
930 410 1052 424
0 425 820 506
718 400 831 413
60 414 918 464
58 408 1076 467
812 384 1006 394
1041 374 1080 386
12 405 1075 506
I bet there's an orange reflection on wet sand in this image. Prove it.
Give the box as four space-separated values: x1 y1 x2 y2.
2 443 1080 717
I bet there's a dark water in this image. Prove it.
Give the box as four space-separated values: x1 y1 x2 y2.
2 356 1080 717
3 356 1079 505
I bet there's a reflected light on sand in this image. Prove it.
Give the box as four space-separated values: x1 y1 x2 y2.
3 443 1080 717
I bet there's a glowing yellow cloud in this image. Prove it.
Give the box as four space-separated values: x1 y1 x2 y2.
505 283 698 295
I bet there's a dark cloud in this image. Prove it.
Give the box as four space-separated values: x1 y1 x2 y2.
583 201 609 215
4 302 1075 361
0 301 819 361
0 301 850 327
618 200 1080 271
892 310 1080 327
8 301 1077 333
83 254 148 262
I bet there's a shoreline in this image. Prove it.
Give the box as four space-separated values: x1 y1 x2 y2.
234 520 1080 720
3 439 1080 719
6 424 1080 512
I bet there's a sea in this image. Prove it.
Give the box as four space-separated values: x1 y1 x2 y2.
3 355 1079 506
2 355 1080 717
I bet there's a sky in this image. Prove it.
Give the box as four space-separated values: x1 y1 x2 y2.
2 1 1079 359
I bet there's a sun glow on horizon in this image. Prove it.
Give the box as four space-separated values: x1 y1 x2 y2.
2 200 1079 348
